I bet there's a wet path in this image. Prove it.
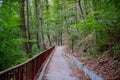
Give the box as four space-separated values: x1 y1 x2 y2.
44 46 76 80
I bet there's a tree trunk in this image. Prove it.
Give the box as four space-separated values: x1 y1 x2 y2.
46 0 52 47
26 0 32 53
55 23 59 45
19 0 29 54
60 32 62 46
82 0 87 15
78 0 84 19
40 0 46 50
47 33 52 47
35 0 40 49
62 0 70 35
75 0 81 40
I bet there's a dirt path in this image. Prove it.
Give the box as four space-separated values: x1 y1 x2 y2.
43 46 77 80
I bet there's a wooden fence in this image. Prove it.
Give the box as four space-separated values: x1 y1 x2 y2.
0 46 55 80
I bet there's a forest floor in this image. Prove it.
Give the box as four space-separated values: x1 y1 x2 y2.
43 46 90 80
69 49 120 80
63 34 120 80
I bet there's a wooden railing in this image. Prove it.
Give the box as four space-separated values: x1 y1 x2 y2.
0 46 55 80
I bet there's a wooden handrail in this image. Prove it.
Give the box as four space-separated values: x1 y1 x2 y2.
0 46 55 80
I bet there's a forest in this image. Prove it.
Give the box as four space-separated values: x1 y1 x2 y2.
0 0 120 79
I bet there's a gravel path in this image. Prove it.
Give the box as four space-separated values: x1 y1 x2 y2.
44 46 76 80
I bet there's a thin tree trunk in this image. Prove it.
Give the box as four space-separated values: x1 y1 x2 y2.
19 0 29 54
55 4 59 45
55 33 57 45
78 0 84 19
47 33 52 46
35 0 40 49
40 0 46 50
46 23 52 47
62 0 70 34
55 23 59 45
59 11 62 46
60 32 62 46
29 5 33 55
82 0 87 15
26 0 32 53
46 0 52 47
75 0 81 40
57 36 59 45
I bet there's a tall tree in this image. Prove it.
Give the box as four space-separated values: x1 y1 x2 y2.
35 0 40 49
46 0 52 47
62 0 69 34
19 0 29 54
40 0 46 50
26 0 32 53
75 0 81 39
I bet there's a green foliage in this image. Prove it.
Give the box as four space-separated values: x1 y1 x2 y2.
67 33 78 46
28 44 41 57
75 0 120 49
1 0 120 71
0 1 28 71
78 39 86 46
0 39 28 71
67 37 72 46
